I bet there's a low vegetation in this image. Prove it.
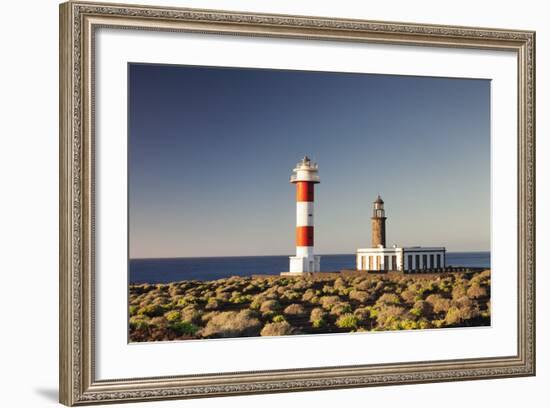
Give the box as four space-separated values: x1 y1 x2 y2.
129 270 491 342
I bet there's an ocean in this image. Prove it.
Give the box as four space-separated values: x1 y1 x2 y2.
129 251 491 284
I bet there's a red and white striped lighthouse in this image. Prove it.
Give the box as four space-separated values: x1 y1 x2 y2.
287 156 321 274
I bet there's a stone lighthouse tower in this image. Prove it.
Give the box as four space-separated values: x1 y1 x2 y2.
371 195 386 248
284 156 321 275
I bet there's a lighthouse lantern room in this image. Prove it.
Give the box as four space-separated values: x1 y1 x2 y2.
285 156 321 275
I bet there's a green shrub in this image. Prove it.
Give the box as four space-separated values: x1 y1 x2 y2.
230 294 252 304
129 315 149 330
336 314 359 329
282 290 301 301
164 310 181 322
445 306 462 325
365 306 378 319
137 303 165 317
409 307 422 317
170 321 199 336
272 314 286 323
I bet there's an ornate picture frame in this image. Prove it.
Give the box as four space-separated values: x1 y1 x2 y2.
59 1 535 405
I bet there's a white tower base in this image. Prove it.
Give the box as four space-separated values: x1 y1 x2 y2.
282 255 321 275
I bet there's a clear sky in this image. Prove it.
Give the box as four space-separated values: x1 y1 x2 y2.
129 63 490 259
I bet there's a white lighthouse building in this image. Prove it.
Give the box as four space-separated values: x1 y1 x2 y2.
356 196 446 272
284 156 321 275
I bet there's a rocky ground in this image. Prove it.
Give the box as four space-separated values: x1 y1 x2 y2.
129 270 491 342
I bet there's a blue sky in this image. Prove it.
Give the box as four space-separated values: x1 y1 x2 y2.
129 63 490 258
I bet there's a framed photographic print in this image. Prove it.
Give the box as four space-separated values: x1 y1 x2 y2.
59 1 536 405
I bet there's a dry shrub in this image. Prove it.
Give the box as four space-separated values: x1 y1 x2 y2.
215 291 231 302
282 290 301 301
284 303 307 317
376 305 407 327
200 311 219 323
376 293 401 306
334 277 347 290
259 300 281 314
320 295 341 310
374 281 385 292
202 290 216 300
425 294 451 313
452 296 480 320
467 284 487 299
149 316 168 329
249 294 267 310
355 279 371 291
301 289 317 302
349 290 370 304
309 307 327 328
353 307 370 324
411 300 433 316
260 321 295 336
180 305 202 324
330 302 352 317
168 283 184 297
445 301 480 325
290 279 310 291
452 295 474 309
201 310 262 338
400 289 417 304
242 284 257 294
310 307 326 322
205 298 220 311
452 284 468 300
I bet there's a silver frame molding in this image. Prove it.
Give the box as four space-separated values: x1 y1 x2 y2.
59 1 536 405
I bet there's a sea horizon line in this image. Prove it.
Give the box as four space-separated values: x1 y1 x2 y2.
130 250 491 261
